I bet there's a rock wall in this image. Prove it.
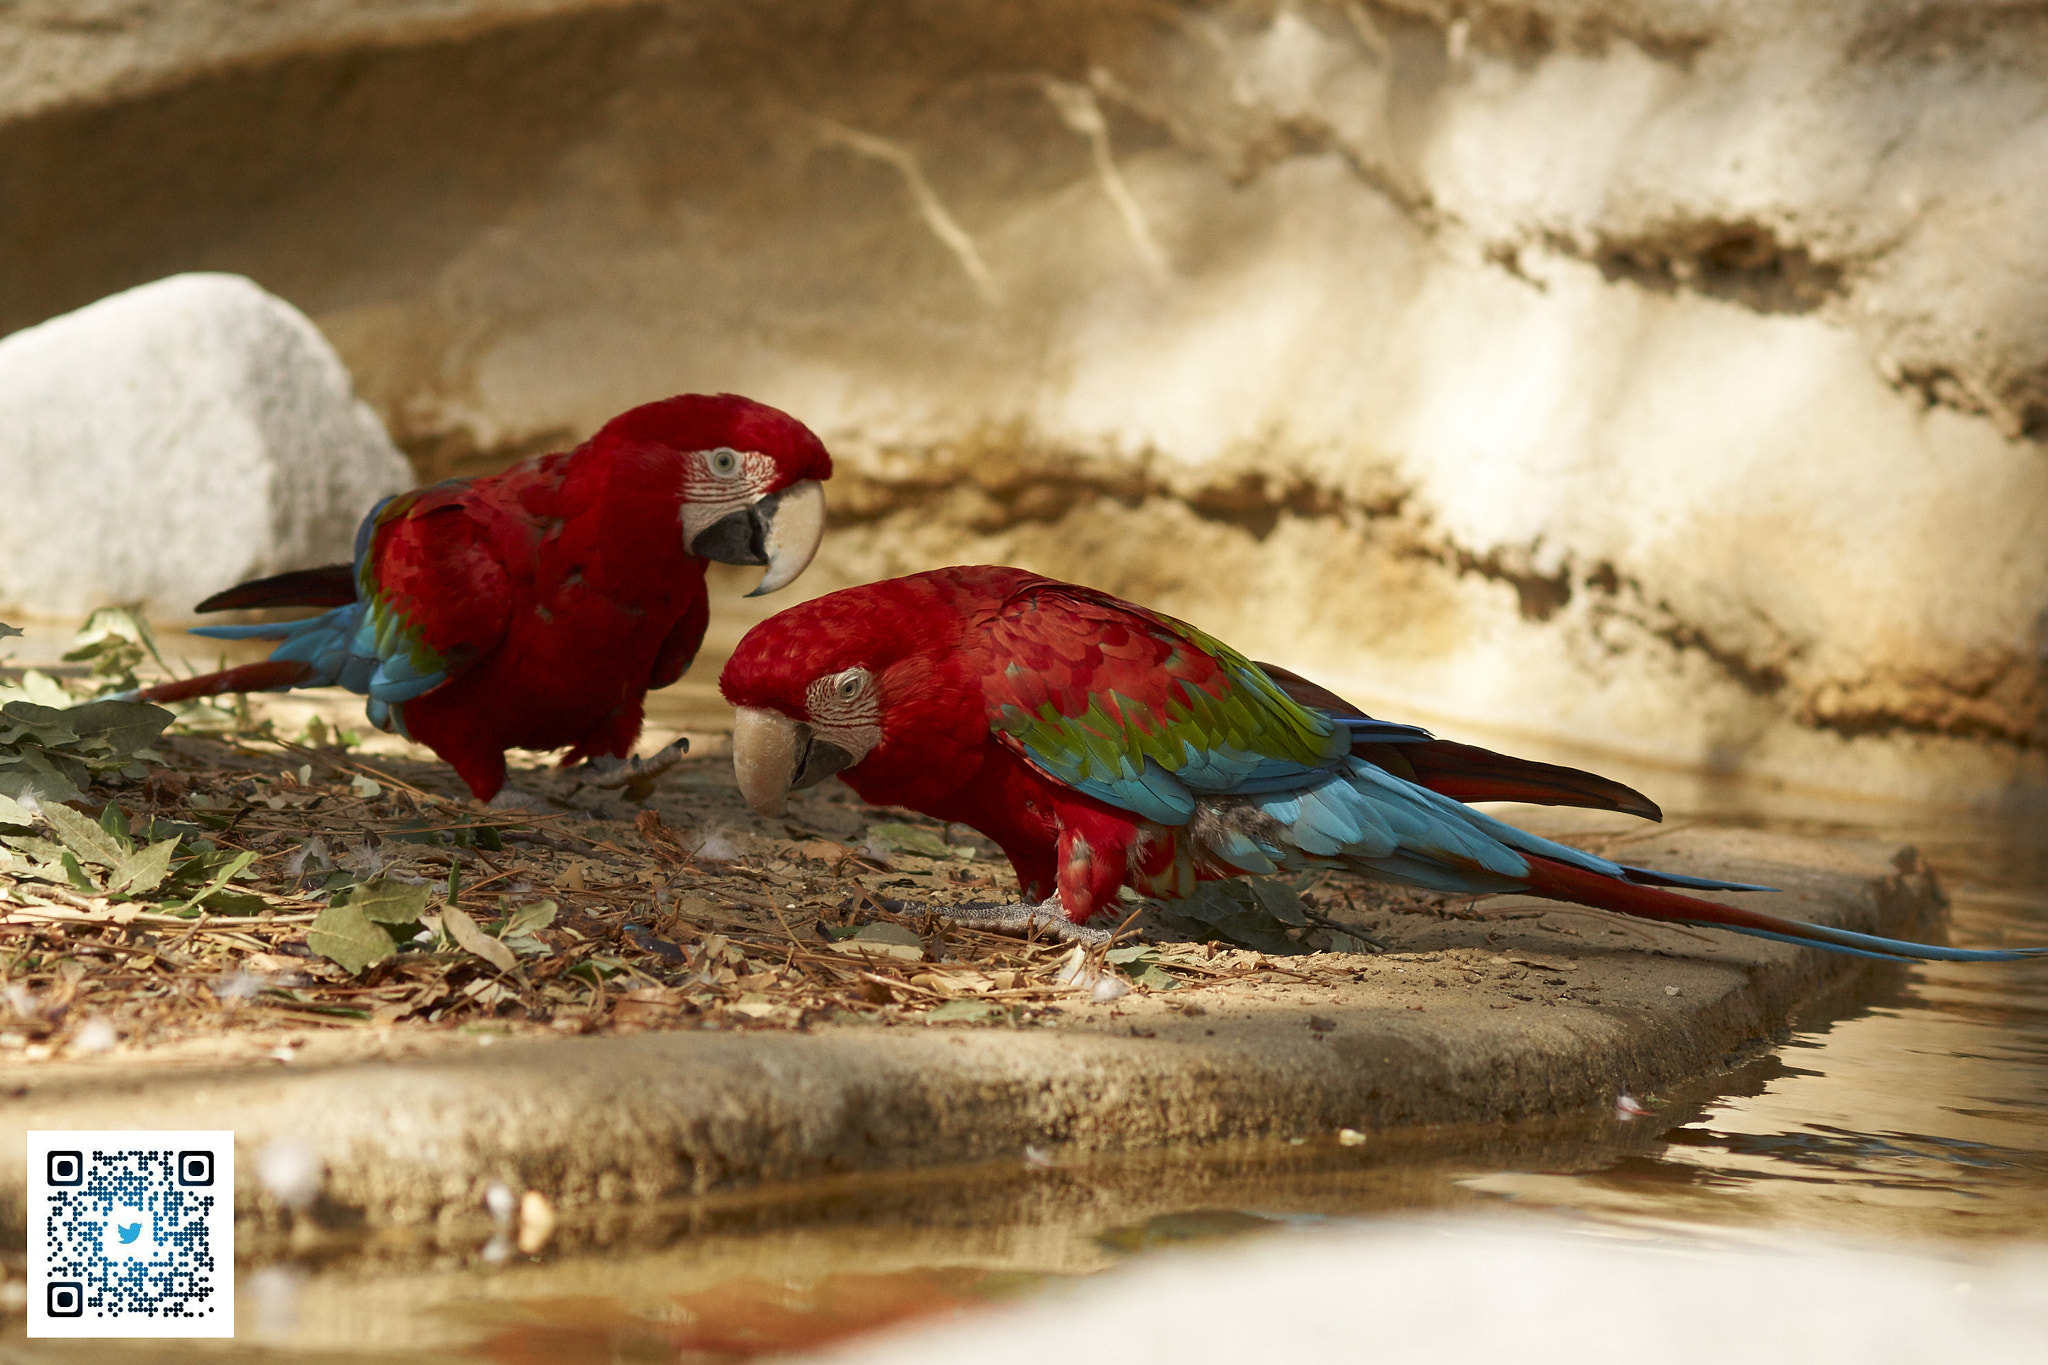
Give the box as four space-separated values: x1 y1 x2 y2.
3 1 2044 803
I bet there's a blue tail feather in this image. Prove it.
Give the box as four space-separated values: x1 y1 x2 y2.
1709 921 2048 964
1183 743 2033 964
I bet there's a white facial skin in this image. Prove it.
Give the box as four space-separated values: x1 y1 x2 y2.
729 666 883 817
677 446 778 543
802 666 883 762
676 446 827 595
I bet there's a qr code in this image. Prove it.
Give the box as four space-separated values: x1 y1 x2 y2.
27 1131 235 1339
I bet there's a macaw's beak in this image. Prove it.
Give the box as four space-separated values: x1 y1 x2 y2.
731 706 856 817
688 479 827 597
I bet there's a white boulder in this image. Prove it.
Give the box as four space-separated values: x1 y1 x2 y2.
0 273 412 621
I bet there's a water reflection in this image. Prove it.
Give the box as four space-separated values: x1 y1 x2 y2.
461 1269 1042 1365
1468 813 2048 1242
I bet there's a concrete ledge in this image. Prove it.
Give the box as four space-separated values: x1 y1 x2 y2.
0 821 1943 1238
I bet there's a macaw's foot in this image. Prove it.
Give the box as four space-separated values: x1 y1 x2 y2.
905 896 1115 946
572 739 689 802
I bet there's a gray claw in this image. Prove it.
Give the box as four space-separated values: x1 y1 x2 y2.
579 739 689 795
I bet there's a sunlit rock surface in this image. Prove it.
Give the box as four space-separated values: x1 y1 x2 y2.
0 273 412 621
2 1 2044 800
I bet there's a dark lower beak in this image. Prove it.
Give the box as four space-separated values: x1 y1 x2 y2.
688 480 826 596
795 735 855 791
689 506 767 565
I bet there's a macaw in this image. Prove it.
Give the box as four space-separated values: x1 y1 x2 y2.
131 393 832 804
720 566 2043 962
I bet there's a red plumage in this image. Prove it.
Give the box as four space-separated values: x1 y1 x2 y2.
721 567 1658 924
722 567 2023 963
147 394 833 802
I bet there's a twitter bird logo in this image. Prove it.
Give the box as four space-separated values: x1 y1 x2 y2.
102 1205 153 1259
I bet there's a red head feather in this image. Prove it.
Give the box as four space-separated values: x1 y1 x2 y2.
719 568 1039 719
591 393 833 489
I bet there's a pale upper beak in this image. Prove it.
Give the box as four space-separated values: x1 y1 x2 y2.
687 478 827 596
731 706 857 817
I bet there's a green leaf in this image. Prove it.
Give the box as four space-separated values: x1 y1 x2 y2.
2 834 65 865
308 902 400 974
866 822 956 859
339 877 430 925
200 890 270 916
39 800 128 868
56 700 174 758
1103 944 1181 990
1158 880 1312 956
0 623 21 639
0 751 85 806
107 836 180 895
0 700 72 739
68 606 168 686
165 849 258 912
503 900 558 937
1247 879 1312 926
0 791 36 827
59 849 101 892
497 900 558 957
163 845 246 886
0 673 76 712
98 801 132 848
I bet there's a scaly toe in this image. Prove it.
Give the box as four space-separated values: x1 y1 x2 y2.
928 898 1114 946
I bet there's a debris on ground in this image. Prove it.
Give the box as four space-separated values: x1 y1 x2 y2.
0 611 1639 1058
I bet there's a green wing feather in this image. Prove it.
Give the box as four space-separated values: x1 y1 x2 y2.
983 584 1346 823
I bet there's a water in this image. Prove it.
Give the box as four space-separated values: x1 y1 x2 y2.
1469 809 2048 1245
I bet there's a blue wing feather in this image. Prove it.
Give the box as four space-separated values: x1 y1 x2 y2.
1002 626 2023 963
179 499 455 732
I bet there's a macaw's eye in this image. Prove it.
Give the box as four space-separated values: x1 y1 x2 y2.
834 669 869 701
707 447 742 478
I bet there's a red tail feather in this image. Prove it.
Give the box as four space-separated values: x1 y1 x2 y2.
1522 854 1811 940
1393 740 1662 821
1256 662 1662 821
137 660 315 703
195 564 356 613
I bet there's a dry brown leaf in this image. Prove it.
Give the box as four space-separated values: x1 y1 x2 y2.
441 903 517 972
